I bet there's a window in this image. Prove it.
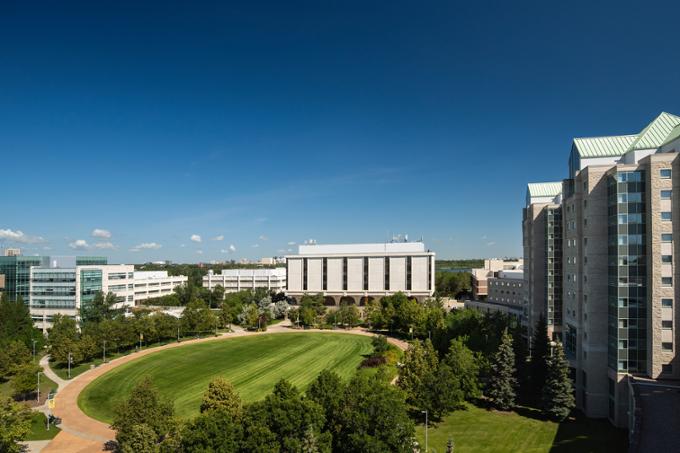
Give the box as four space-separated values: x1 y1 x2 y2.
662 320 673 329
662 342 673 351
661 190 673 199
662 233 673 242
618 340 627 349
662 298 673 308
662 212 672 221
662 255 673 263
662 277 673 287
660 169 672 179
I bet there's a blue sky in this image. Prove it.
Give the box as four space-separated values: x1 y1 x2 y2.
1 0 679 263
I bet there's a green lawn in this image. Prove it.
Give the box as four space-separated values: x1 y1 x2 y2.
0 374 58 406
79 332 372 423
415 404 627 453
24 412 60 441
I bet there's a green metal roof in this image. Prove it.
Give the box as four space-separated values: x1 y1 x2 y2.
572 135 637 158
662 124 680 147
626 112 680 151
527 182 562 198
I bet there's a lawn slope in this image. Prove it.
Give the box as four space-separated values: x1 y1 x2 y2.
79 332 372 423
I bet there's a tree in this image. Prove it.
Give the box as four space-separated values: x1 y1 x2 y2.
542 342 575 421
181 299 217 335
112 377 176 450
0 294 43 351
530 315 550 400
181 408 243 452
80 291 121 324
337 372 415 452
120 423 159 453
421 363 465 419
371 335 390 356
336 302 361 328
175 283 198 306
239 303 261 330
398 339 438 407
243 379 330 453
486 330 517 411
200 377 241 417
0 340 31 379
0 397 32 453
209 285 225 308
306 370 345 438
363 299 384 329
442 338 480 400
47 315 80 364
10 363 40 400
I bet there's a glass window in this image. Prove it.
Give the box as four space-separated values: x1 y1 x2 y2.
661 190 673 199
662 212 672 221
662 233 673 242
662 255 673 263
662 277 673 287
662 342 673 351
660 169 672 179
662 298 673 308
662 320 673 329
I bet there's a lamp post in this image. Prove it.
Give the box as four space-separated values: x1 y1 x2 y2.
67 352 72 379
37 371 42 402
422 410 429 452
103 340 107 364
32 339 37 363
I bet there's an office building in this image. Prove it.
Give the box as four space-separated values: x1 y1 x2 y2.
285 242 435 304
523 182 563 341
133 271 188 302
524 111 680 428
203 268 286 293
471 258 523 300
487 268 524 307
3 248 21 257
29 257 134 330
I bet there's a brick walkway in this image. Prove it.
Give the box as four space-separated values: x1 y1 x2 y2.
41 324 407 452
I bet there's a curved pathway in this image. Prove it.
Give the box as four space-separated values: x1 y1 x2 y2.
41 322 408 453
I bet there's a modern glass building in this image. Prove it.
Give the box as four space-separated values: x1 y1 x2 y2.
0 256 47 301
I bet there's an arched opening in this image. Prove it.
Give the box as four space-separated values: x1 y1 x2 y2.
324 296 337 306
340 296 356 306
359 296 374 307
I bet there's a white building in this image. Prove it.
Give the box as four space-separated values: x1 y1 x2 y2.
202 268 287 293
285 242 435 305
30 258 135 331
133 271 188 302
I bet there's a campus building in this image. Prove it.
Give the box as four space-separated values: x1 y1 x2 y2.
285 242 435 305
524 111 680 428
203 268 287 294
471 258 523 300
29 257 135 330
523 182 563 341
133 271 188 302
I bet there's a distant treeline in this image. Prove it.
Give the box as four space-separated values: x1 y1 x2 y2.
436 259 484 270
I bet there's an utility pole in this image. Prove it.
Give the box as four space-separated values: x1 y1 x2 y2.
422 410 428 452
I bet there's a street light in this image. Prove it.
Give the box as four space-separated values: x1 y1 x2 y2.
67 352 72 379
103 340 107 364
32 339 37 363
422 410 429 452
37 371 42 402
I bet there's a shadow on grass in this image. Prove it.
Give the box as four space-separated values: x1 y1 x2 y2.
550 411 628 453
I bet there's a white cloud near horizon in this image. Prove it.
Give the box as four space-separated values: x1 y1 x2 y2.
191 234 202 243
69 239 89 250
0 229 46 244
130 242 162 252
212 235 224 241
94 242 116 249
91 228 111 239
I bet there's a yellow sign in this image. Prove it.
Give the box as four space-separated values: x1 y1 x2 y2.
140 333 144 340
48 398 56 409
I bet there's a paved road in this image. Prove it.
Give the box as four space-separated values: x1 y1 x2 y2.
40 322 408 452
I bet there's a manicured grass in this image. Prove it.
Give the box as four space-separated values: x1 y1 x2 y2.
24 412 60 441
79 332 372 423
415 404 626 453
0 374 58 406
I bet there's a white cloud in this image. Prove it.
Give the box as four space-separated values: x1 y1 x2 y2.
259 235 268 241
91 228 111 239
486 241 496 247
212 235 224 241
196 250 203 255
221 244 237 254
303 239 317 245
94 242 116 250
287 241 296 246
130 242 162 252
69 239 90 250
190 234 202 243
0 229 46 244
287 248 293 252
251 244 259 248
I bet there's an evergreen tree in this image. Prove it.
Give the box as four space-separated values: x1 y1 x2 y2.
200 377 241 417
530 315 550 400
542 342 575 421
512 325 531 404
486 330 517 411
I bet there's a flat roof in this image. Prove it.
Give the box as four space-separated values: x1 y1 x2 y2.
293 242 430 256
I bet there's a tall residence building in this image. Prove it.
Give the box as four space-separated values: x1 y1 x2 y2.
524 111 680 429
203 268 287 293
523 182 563 341
471 258 523 300
285 242 435 304
133 271 188 302
29 257 135 330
